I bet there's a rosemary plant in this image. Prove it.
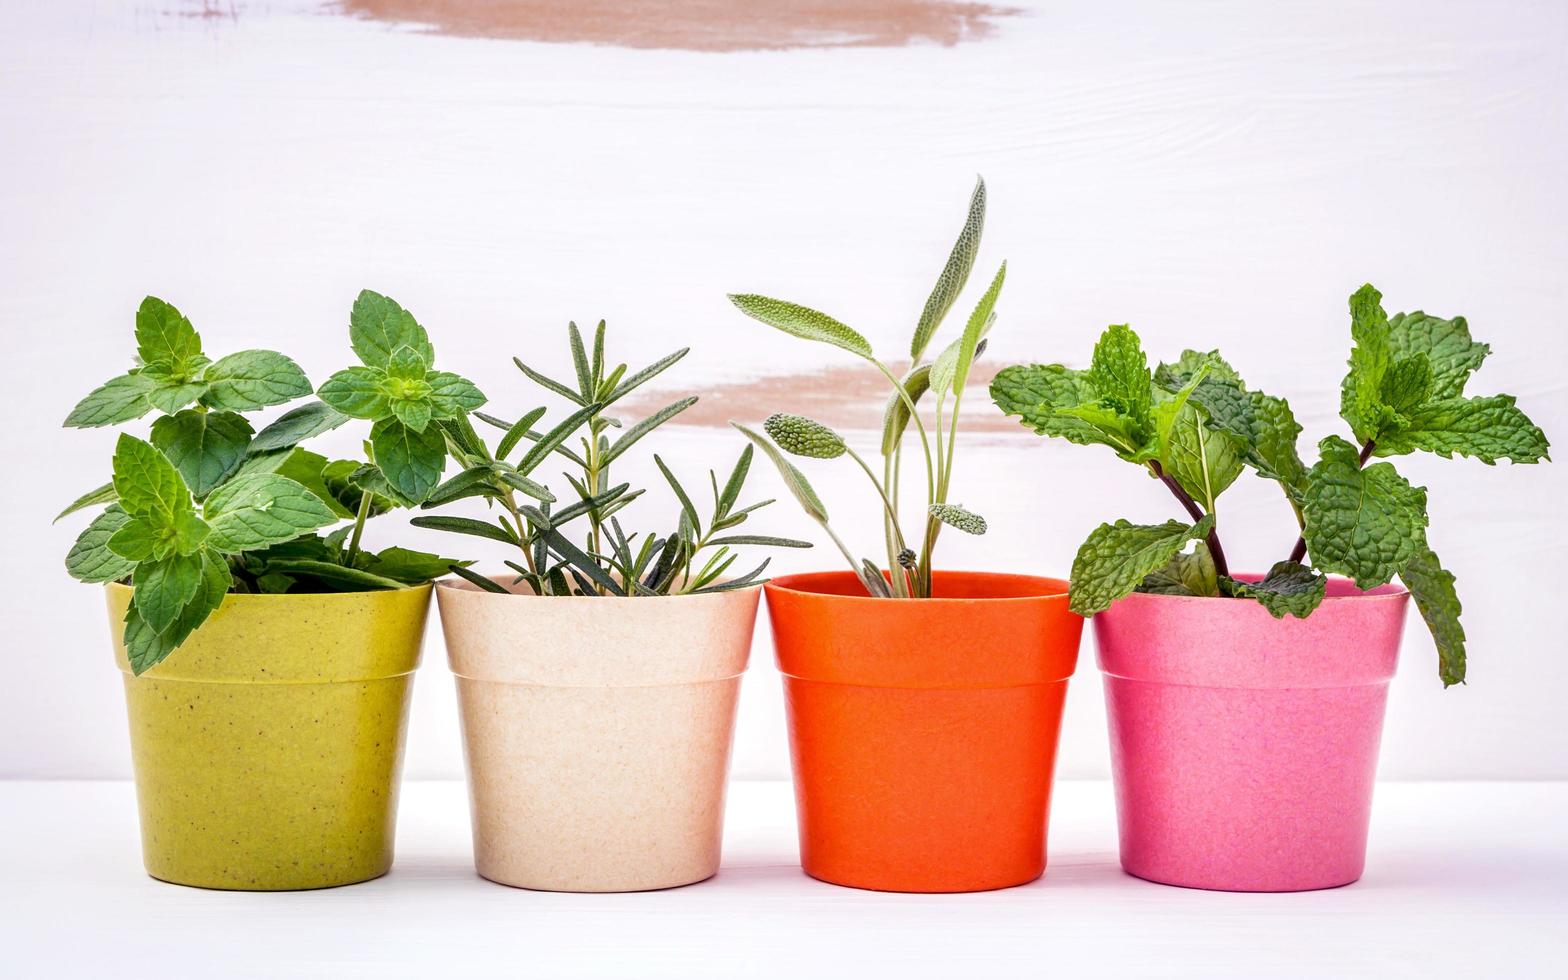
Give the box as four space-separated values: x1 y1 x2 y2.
411 321 810 596
729 178 1003 598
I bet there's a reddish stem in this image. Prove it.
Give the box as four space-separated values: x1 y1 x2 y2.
1149 460 1230 579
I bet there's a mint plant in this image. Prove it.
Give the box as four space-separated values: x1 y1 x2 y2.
411 321 810 596
729 178 1002 598
318 290 488 504
992 284 1550 685
61 294 473 674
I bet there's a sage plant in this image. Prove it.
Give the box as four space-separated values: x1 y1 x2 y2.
730 178 1002 598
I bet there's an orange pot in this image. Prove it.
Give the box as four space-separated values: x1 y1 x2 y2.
765 570 1082 893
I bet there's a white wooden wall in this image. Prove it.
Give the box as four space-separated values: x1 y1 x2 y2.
3 0 1564 779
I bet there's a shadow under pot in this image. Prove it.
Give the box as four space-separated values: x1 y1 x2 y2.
764 570 1083 893
1093 577 1409 892
107 582 429 891
435 579 760 892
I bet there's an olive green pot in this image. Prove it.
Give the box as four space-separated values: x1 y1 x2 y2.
106 582 430 890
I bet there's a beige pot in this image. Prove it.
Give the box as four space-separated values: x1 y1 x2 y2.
434 578 760 892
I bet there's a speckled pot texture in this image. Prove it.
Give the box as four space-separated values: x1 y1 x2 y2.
435 579 760 892
107 582 429 891
765 571 1083 894
1093 577 1409 892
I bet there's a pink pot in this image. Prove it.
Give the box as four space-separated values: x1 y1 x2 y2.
1093 577 1409 892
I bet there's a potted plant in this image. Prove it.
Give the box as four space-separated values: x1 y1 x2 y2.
412 321 808 892
60 290 476 890
729 178 1084 893
992 284 1550 891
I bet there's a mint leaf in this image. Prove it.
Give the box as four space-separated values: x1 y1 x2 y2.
123 548 230 675
249 401 349 454
911 176 984 361
425 371 487 418
1137 540 1219 596
1373 394 1550 464
65 506 136 583
131 552 204 634
1069 514 1215 616
201 350 311 411
1243 391 1309 499
318 366 391 419
991 364 1118 449
1302 435 1428 589
134 296 203 371
106 518 162 561
389 395 434 432
350 290 433 369
112 434 192 525
1387 311 1489 400
1341 284 1394 444
272 449 358 518
321 459 396 516
364 546 470 584
387 345 430 379
64 373 158 427
1378 354 1433 418
149 409 253 497
1400 546 1466 686
370 418 447 504
727 295 874 360
55 481 118 522
203 473 339 552
1087 324 1153 435
1155 351 1308 500
108 511 207 561
1220 561 1326 619
143 376 208 415
1159 403 1241 513
994 326 1162 463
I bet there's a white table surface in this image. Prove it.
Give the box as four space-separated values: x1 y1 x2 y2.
4 780 1564 978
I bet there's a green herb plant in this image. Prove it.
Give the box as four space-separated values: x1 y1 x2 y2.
410 321 810 596
992 284 1550 685
728 178 1002 598
60 292 476 674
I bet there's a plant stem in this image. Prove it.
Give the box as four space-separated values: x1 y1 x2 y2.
873 449 908 598
882 452 904 597
874 359 939 598
345 488 374 564
1287 439 1375 564
1147 460 1230 579
872 360 936 510
498 490 540 578
818 519 863 582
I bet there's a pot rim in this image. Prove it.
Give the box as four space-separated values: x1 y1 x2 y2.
1104 573 1408 611
434 574 762 602
106 580 433 600
765 569 1069 603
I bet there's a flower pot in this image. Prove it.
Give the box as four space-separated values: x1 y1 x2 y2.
435 579 760 892
107 582 429 891
765 570 1082 893
1094 578 1409 892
